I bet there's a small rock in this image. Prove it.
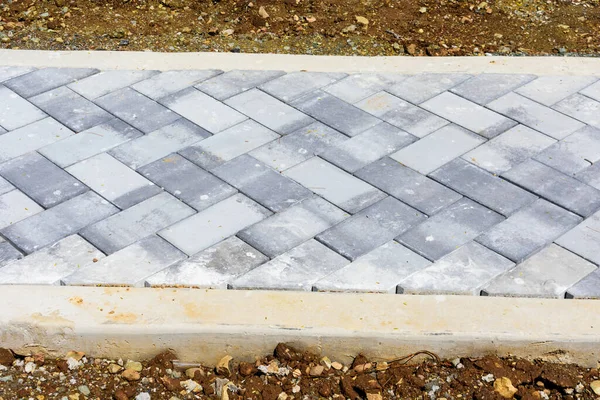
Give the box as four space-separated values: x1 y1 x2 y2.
221 29 234 36
25 361 36 373
119 40 129 46
451 358 461 367
108 364 122 374
125 360 143 372
354 362 372 373
342 25 356 33
66 352 85 361
482 373 495 383
122 369 141 381
67 358 83 370
306 16 316 23
292 385 301 393
292 368 301 378
216 355 233 376
419 7 427 13
0 349 15 366
78 386 90 396
277 393 288 400
238 362 254 377
575 383 584 393
591 380 600 395
406 44 418 55
494 377 518 399
135 394 151 400
366 394 383 400
331 362 343 370
181 379 203 393
376 362 388 371
309 365 324 376
258 6 269 18
355 16 369 26
114 390 128 400
320 356 332 369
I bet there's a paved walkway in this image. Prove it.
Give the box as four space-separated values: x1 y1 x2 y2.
0 66 599 298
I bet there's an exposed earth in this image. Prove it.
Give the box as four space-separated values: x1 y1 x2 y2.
0 0 599 56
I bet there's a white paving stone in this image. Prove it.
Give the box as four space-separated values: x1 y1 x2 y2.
68 70 159 99
0 190 44 229
515 76 598 106
133 69 223 100
0 85 46 131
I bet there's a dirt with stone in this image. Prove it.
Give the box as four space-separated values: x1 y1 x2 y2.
1 344 600 399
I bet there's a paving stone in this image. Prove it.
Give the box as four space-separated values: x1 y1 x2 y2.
0 191 118 254
476 199 581 263
250 122 347 172
66 153 162 209
0 235 104 285
196 69 285 100
397 242 515 295
225 89 314 135
553 93 600 129
565 269 600 299
38 119 143 168
179 120 279 170
158 193 271 256
160 87 247 133
390 124 485 175
3 68 99 98
431 158 537 216
355 157 462 215
283 157 386 213
386 73 472 104
0 152 88 208
535 126 600 176
230 239 349 291
322 73 407 104
515 76 598 106
0 66 36 83
397 198 504 261
555 210 600 265
356 92 449 138
109 119 210 169
0 238 22 267
0 190 44 229
62 236 185 287
313 241 431 293
0 126 5 134
575 162 600 191
0 176 13 196
488 92 585 140
95 87 180 134
449 73 536 105
138 154 236 212
580 80 600 102
0 85 46 131
482 244 597 298
291 90 381 137
29 86 113 132
80 192 195 254
421 92 517 139
145 236 268 289
237 195 348 258
132 69 223 100
68 70 159 99
259 71 347 102
502 159 600 217
462 124 556 174
319 123 415 173
212 154 313 212
316 196 426 261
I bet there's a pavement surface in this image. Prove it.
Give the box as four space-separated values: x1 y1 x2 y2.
0 66 600 298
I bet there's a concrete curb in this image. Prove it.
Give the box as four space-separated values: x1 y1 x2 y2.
1 286 599 366
1 50 600 75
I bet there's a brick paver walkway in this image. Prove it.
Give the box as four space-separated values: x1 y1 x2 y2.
1 65 600 298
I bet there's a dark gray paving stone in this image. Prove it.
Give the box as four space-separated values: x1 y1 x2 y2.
0 238 22 267
566 269 600 299
259 71 347 102
555 210 600 265
515 76 598 106
535 126 600 176
133 69 223 100
3 67 99 98
0 85 46 131
449 73 537 105
0 66 36 83
386 73 472 104
576 162 600 191
196 69 285 100
67 70 159 100
553 93 600 129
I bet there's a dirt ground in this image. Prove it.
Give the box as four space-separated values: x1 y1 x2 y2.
1 344 600 400
0 0 599 56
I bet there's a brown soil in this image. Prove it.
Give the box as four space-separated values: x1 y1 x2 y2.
0 344 599 399
0 0 599 56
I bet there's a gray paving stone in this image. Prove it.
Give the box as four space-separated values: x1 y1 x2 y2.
421 92 517 139
0 176 13 196
555 210 600 265
259 71 347 102
109 119 210 169
250 122 347 172
62 236 185 287
565 269 600 299
145 236 268 289
0 126 5 134
515 76 598 106
390 124 485 175
535 126 600 176
449 73 536 105
476 199 581 263
355 157 462 215
66 153 162 209
0 238 22 267
3 68 99 98
38 119 143 168
179 120 279 170
0 235 104 285
160 87 247 133
502 159 600 217
430 158 537 217
158 193 271 256
283 157 386 213
313 241 431 293
230 239 349 291
482 244 597 298
291 90 381 137
0 66 36 83
580 80 600 102
316 196 426 261
397 198 504 261
212 155 313 212
95 87 180 134
462 124 556 174
0 190 44 229
132 69 223 100
0 85 46 131
29 86 113 132
575 162 600 191
487 92 585 140
138 154 236 212
225 89 314 135
237 195 348 258
553 93 600 129
0 191 118 254
196 69 285 100
397 241 515 295
386 73 472 104
323 73 406 104
80 192 195 254
68 70 159 99
356 92 449 138
0 152 88 208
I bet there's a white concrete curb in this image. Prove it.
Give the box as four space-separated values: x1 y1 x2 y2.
1 286 599 366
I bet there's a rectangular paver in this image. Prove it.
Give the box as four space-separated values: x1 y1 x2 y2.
566 269 600 299
0 238 22 267
3 67 99 98
535 126 600 175
553 94 600 129
67 70 159 99
0 85 46 131
386 73 472 104
323 73 406 104
259 71 347 102
196 69 285 100
0 176 14 196
580 80 600 102
514 76 598 106
132 69 223 100
555 210 600 265
0 66 36 83
0 190 44 229
449 73 536 105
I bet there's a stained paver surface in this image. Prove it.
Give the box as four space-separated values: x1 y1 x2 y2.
0 67 599 298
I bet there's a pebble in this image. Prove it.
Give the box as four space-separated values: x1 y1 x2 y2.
25 362 36 373
181 379 203 393
78 385 90 396
135 394 151 400
331 362 343 370
575 383 585 393
591 380 600 395
292 385 301 393
122 369 141 381
482 373 495 383
320 356 332 369
355 16 369 25
309 365 324 376
107 364 122 374
494 377 518 399
258 6 269 18
119 39 129 46
125 360 143 372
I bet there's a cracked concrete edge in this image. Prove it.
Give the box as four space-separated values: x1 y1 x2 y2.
1 50 600 75
1 286 599 367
